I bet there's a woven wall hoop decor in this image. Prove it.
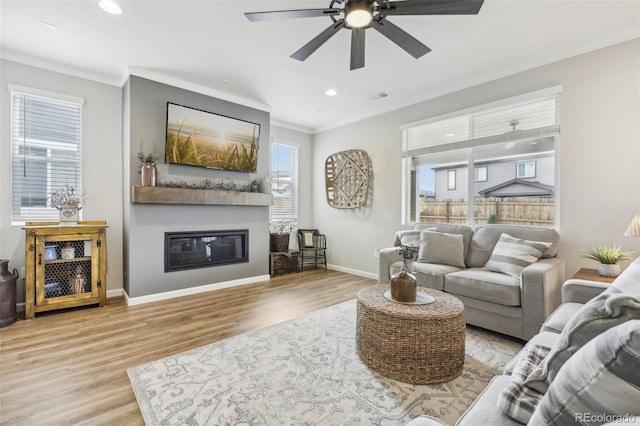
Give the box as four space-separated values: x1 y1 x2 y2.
325 149 372 209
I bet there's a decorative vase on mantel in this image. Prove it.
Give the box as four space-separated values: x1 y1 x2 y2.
141 162 157 187
390 258 417 302
598 263 620 277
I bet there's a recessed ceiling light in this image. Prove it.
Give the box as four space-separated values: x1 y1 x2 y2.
325 89 337 97
41 21 60 31
99 0 122 15
445 133 456 137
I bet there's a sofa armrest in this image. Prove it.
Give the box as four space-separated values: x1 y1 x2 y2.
520 257 566 340
378 247 401 284
561 279 608 304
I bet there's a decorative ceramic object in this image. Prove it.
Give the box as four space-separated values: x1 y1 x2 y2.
598 263 620 277
61 243 75 260
390 270 417 302
59 205 80 223
0 259 18 327
69 265 86 295
141 162 157 187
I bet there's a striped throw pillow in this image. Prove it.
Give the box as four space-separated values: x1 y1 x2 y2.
485 233 552 278
528 320 640 425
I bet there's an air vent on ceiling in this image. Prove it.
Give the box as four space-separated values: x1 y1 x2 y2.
369 92 389 101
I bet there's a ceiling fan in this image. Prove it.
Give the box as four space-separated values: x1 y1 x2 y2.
245 0 484 70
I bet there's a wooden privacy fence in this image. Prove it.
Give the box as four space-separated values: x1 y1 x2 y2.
419 197 555 226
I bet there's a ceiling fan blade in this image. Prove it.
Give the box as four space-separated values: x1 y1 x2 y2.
245 8 341 22
383 0 484 16
291 20 346 62
350 29 366 70
372 18 431 59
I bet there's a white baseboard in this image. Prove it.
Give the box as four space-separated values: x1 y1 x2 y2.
327 264 378 281
123 275 271 306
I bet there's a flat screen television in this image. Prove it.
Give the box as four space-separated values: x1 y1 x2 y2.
165 102 261 173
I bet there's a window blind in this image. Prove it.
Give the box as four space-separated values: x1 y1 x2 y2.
403 95 559 157
11 88 83 222
271 142 299 220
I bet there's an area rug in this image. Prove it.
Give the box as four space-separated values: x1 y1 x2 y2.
128 299 522 425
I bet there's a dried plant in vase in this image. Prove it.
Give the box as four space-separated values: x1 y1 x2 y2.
50 184 87 223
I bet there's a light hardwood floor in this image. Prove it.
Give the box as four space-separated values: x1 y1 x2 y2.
0 269 376 426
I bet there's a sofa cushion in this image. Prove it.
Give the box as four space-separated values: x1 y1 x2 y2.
413 223 474 263
528 320 640 426
417 231 466 268
394 229 421 247
466 225 559 268
445 268 521 306
391 261 462 291
455 375 523 426
498 344 549 424
485 233 551 279
504 331 560 375
540 302 583 334
524 291 640 393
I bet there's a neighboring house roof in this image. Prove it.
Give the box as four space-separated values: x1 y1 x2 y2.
478 179 554 197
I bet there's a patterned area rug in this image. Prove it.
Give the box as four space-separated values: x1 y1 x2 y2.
128 299 522 425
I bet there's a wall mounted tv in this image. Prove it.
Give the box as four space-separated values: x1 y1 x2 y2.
165 102 261 173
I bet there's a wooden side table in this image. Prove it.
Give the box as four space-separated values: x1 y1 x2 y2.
570 267 616 284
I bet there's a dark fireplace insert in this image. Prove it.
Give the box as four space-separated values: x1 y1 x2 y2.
164 229 248 272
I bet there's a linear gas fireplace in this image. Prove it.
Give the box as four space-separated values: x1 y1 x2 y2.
165 229 249 272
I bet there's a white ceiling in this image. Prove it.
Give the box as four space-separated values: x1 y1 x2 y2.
1 0 639 133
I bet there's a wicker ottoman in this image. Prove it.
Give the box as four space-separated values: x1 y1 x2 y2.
356 285 465 384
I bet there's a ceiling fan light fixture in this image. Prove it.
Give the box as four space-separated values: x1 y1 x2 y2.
345 1 373 28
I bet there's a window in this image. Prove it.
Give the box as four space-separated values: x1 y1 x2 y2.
474 166 487 182
516 161 536 178
10 86 84 223
447 170 456 190
402 88 560 227
271 141 299 220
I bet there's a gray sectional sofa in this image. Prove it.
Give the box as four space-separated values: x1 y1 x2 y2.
378 223 565 340
407 256 640 426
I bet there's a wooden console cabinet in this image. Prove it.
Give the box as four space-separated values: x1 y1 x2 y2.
24 221 108 319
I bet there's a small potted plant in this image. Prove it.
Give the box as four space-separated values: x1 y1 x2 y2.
137 142 160 187
50 184 87 223
581 245 633 277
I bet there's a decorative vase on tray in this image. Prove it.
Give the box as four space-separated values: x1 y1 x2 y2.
390 245 418 302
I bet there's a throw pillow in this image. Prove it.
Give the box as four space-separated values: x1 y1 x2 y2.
485 233 551 278
394 230 421 247
497 344 550 424
528 320 640 426
604 256 640 295
524 291 640 394
417 231 465 268
302 231 314 247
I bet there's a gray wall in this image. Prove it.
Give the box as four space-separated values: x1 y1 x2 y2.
312 39 640 278
0 59 124 304
123 76 271 298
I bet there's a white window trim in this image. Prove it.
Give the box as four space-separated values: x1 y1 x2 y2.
270 138 300 221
